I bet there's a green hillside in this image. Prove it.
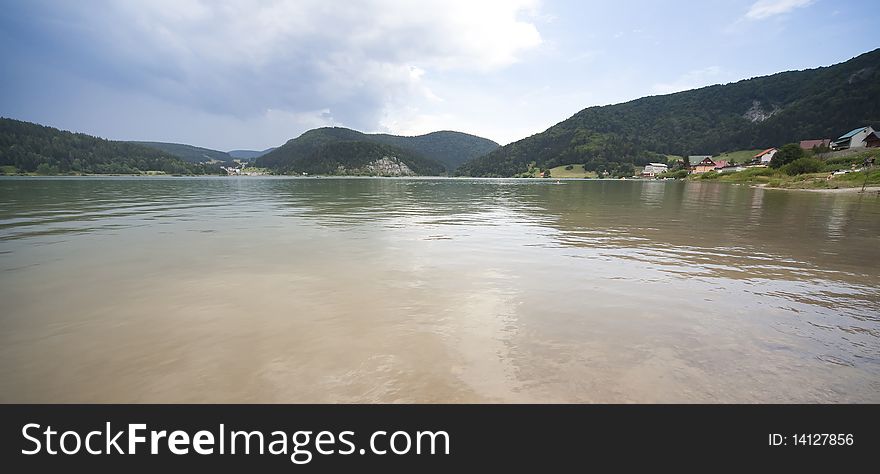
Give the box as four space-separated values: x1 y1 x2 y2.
255 128 448 175
271 139 445 176
130 141 233 163
0 118 219 175
368 131 499 170
256 127 497 173
458 49 880 177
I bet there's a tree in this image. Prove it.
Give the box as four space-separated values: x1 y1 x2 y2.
769 144 804 169
35 163 58 175
616 163 635 177
782 157 822 175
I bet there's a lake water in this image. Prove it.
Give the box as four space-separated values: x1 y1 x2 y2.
1 176 878 403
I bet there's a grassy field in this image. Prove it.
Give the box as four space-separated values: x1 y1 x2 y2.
0 165 18 175
713 149 764 164
549 164 598 178
517 164 599 178
691 167 880 189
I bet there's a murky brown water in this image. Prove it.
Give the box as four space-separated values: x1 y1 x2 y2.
1 177 878 403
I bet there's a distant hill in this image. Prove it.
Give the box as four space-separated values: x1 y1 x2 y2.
458 48 880 177
0 118 218 175
131 141 233 163
256 128 446 176
228 148 276 160
368 131 499 170
257 127 498 173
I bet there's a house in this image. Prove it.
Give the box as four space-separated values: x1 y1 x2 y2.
642 162 668 177
688 155 712 166
753 148 777 164
832 126 875 150
799 139 831 150
865 130 880 148
692 157 717 174
713 160 728 169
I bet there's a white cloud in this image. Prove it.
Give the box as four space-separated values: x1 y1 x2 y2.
21 0 542 132
745 0 814 20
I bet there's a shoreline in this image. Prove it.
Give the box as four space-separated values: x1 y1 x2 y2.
753 184 880 194
4 174 880 194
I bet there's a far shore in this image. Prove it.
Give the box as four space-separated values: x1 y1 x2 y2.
4 174 880 196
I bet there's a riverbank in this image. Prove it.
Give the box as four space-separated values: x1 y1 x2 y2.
684 149 880 191
757 184 880 194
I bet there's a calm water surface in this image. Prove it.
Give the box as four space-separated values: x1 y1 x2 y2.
1 176 878 402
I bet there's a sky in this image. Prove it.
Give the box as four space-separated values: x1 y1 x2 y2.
0 0 877 151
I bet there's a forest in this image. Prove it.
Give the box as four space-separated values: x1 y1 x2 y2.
0 118 220 175
457 48 880 177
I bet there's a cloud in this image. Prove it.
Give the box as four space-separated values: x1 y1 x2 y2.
651 66 722 95
745 0 814 20
1 0 542 134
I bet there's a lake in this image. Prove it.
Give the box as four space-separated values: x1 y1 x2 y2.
1 176 878 403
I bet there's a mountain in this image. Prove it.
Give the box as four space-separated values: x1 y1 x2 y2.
130 141 233 163
228 148 276 160
0 118 219 175
256 128 445 176
368 131 499 170
256 127 498 173
458 48 880 177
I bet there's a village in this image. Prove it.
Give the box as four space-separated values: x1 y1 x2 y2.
641 125 879 178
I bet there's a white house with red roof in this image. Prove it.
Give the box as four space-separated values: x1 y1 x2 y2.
753 148 777 164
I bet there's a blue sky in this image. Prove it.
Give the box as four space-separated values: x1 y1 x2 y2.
1 0 877 150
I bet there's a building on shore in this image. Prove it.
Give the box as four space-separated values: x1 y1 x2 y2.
753 148 777 165
691 157 717 174
688 155 712 167
832 126 875 150
642 162 668 177
865 130 880 148
799 139 831 150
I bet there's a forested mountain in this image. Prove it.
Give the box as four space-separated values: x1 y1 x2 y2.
0 118 219 175
256 127 497 172
228 148 276 160
368 131 498 170
458 48 880 177
293 141 445 176
256 128 445 175
130 141 233 163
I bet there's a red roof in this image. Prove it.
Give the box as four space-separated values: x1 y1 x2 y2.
799 139 831 150
713 160 728 169
753 148 776 158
